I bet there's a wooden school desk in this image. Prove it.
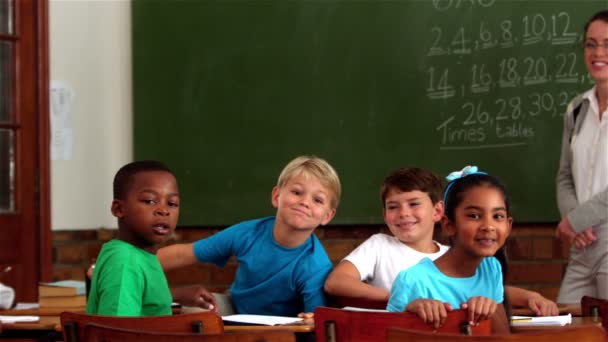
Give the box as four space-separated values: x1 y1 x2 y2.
0 306 312 341
224 322 314 333
0 306 75 341
511 303 581 317
511 316 603 334
221 315 600 335
0 306 76 330
510 304 601 334
4 308 598 340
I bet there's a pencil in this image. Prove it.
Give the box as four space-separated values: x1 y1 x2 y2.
511 318 533 322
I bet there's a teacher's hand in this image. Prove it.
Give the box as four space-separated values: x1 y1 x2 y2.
555 217 597 249
572 228 597 249
555 217 576 243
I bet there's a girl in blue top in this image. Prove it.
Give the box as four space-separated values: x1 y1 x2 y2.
388 166 511 334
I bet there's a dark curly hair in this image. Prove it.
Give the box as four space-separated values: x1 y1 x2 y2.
113 160 174 200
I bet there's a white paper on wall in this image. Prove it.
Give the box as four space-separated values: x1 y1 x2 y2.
50 80 74 161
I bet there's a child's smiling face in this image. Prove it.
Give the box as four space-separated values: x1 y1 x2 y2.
272 171 336 232
444 185 512 257
383 189 443 249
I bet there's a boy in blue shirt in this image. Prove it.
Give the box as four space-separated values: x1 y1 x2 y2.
87 160 215 316
157 155 340 317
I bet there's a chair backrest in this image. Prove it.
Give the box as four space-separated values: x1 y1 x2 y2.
314 306 491 342
386 325 607 341
581 295 608 329
83 323 296 342
61 311 224 342
327 295 388 310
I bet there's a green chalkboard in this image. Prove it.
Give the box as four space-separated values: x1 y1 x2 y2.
133 0 606 226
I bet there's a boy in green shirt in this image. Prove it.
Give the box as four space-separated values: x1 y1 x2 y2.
87 160 214 316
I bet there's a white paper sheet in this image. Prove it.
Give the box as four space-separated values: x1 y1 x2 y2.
511 313 572 326
50 80 74 161
222 314 303 326
14 302 40 310
0 315 39 323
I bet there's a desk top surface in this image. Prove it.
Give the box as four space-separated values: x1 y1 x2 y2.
511 304 581 317
0 307 600 335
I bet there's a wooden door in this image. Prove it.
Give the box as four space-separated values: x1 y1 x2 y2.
0 0 50 302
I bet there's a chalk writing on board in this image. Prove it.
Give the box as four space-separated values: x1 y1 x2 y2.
427 5 592 150
427 12 577 58
432 0 495 12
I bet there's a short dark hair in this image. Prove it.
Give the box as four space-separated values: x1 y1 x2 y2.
443 173 510 222
380 167 443 207
584 10 608 39
113 160 174 199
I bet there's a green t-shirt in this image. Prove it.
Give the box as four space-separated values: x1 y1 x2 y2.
86 239 172 316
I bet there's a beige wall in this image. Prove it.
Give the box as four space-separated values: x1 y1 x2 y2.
50 0 132 230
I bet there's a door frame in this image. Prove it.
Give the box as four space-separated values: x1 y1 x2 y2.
35 0 52 284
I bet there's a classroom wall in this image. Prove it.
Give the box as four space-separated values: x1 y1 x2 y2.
49 0 131 231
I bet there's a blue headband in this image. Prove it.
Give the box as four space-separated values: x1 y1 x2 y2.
443 165 488 206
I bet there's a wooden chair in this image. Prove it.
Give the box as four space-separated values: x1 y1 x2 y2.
581 295 608 329
61 311 224 342
386 325 606 341
314 306 491 342
83 323 296 342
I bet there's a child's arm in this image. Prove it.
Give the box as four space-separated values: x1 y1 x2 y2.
490 304 510 334
324 260 390 301
505 286 558 316
157 243 198 271
405 299 453 329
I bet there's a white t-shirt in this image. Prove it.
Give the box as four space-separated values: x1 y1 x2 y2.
343 233 449 291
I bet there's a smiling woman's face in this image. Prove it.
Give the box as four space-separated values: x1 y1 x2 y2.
585 19 608 84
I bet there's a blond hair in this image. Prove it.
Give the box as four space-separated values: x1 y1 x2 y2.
277 155 341 209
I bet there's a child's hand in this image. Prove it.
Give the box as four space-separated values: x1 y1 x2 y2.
526 293 559 316
460 296 496 325
406 299 453 329
170 285 217 311
297 312 314 324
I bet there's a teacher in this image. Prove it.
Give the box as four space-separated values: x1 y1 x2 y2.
555 10 608 304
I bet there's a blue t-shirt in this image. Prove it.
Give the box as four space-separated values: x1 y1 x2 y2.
387 257 503 312
193 216 332 316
